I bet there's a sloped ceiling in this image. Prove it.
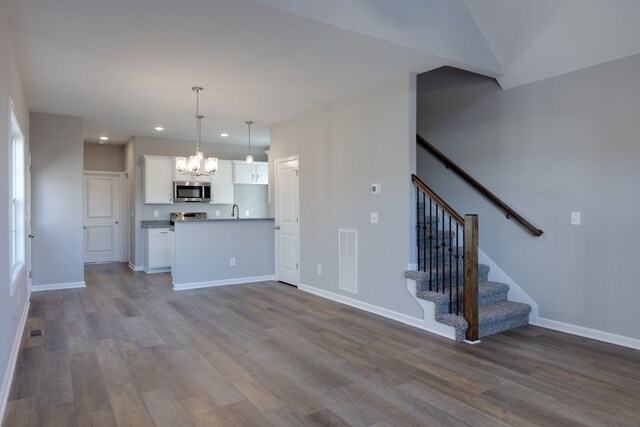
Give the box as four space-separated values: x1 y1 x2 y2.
463 0 640 89
3 0 640 144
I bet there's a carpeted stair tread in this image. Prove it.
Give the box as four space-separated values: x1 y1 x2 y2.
416 281 509 306
478 301 531 324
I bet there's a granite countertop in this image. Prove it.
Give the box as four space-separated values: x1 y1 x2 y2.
174 217 275 222
141 220 172 229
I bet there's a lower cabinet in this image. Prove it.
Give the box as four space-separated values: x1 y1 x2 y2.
144 228 173 273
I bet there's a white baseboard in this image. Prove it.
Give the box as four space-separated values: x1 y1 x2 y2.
532 317 640 351
0 300 30 423
128 263 143 272
297 283 451 338
31 281 86 292
144 267 171 274
173 275 275 291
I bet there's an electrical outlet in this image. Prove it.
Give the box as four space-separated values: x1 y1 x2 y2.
215 210 220 217
245 210 250 217
153 210 159 218
571 211 581 225
317 264 322 274
230 257 236 266
371 184 381 194
370 212 378 224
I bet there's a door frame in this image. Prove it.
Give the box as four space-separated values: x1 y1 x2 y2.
274 155 300 286
83 170 129 263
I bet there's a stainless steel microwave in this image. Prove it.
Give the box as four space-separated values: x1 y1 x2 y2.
174 181 211 203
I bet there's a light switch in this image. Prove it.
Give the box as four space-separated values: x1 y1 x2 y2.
153 210 159 218
371 184 381 194
215 210 220 217
371 212 378 224
571 211 581 225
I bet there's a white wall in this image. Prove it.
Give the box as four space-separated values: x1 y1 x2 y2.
130 136 270 268
30 112 84 288
269 75 421 317
0 0 30 419
417 60 640 341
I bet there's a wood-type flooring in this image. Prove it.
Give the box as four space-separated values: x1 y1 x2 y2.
3 263 640 426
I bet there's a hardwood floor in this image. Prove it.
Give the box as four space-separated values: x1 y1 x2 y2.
3 263 640 426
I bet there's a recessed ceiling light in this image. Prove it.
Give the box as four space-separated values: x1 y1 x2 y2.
220 133 229 137
99 136 109 141
154 126 164 131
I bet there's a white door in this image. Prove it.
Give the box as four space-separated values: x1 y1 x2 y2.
84 173 121 263
275 157 299 285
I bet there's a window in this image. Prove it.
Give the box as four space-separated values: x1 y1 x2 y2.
9 101 25 294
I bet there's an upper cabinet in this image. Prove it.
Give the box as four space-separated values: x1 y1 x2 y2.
173 157 213 183
210 160 234 204
143 155 173 204
233 161 268 185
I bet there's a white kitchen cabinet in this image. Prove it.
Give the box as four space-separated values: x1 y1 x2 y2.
233 161 268 185
143 155 174 204
173 157 212 183
144 228 173 273
210 160 234 204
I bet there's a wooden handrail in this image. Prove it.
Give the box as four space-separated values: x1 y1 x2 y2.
411 174 464 225
417 134 543 236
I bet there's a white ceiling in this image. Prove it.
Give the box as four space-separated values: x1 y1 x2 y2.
4 0 640 145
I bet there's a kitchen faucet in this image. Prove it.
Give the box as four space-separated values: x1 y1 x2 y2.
232 204 239 218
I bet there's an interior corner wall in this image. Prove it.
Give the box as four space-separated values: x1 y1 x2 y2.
269 74 421 318
0 0 30 419
417 59 640 340
30 112 84 287
125 138 136 267
84 142 125 172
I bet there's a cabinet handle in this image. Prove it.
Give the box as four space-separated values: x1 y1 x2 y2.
256 174 259 182
252 174 255 182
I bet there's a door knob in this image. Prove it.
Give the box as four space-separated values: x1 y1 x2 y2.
274 226 280 230
28 234 35 238
115 221 119 224
83 226 87 229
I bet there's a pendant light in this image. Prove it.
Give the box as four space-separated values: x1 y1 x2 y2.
245 120 254 164
176 86 218 176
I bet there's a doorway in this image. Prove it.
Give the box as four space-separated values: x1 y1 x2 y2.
83 172 126 263
274 156 300 285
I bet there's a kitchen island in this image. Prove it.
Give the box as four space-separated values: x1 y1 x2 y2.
171 218 275 290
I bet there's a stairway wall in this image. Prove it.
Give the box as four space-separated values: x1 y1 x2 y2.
417 59 640 344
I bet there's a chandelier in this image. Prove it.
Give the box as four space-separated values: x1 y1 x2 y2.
176 86 218 176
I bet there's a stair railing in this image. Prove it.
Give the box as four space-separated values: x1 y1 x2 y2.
417 134 543 237
412 174 479 341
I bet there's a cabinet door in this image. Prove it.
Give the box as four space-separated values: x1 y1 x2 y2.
210 160 234 204
254 162 269 185
149 230 173 268
233 161 255 184
144 156 173 204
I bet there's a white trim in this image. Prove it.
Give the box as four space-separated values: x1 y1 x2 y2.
407 263 418 271
173 275 275 291
298 283 457 340
0 301 30 422
129 263 143 271
144 267 171 274
532 317 640 351
31 281 86 292
478 248 539 323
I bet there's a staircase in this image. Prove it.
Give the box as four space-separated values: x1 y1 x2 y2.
405 217 531 341
409 174 531 342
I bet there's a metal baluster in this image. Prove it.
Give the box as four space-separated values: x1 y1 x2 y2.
422 192 426 273
442 209 447 294
449 216 453 313
416 187 421 271
429 199 433 291
456 223 460 316
435 204 439 293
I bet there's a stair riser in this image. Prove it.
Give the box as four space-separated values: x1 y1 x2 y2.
479 314 529 338
430 289 509 314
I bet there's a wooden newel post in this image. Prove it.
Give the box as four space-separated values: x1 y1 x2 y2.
464 214 479 342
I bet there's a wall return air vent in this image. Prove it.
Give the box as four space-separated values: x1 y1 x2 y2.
338 229 358 294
